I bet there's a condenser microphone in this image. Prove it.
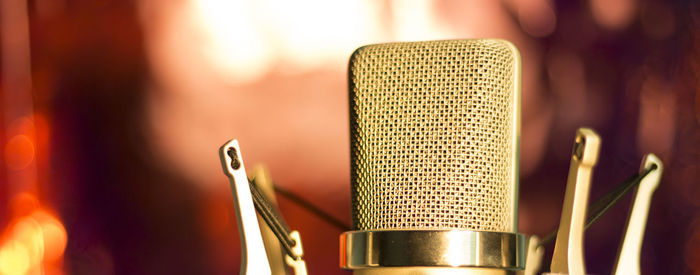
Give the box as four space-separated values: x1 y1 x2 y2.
340 39 527 274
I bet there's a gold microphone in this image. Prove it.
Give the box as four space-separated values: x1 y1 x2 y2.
340 39 526 275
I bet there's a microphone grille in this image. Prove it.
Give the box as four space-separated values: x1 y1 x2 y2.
349 39 520 232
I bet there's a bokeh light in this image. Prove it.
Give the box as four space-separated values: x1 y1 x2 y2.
0 240 31 275
2 0 698 274
0 204 67 275
4 135 35 170
589 0 637 30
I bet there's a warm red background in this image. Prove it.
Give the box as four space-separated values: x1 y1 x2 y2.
1 0 699 274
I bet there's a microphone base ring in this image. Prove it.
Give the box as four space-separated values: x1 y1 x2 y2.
340 230 527 270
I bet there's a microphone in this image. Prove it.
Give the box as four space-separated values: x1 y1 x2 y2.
340 39 527 274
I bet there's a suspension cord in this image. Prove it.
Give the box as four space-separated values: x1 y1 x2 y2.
248 178 299 259
539 164 658 247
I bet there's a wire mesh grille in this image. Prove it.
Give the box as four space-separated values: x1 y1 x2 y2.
349 39 519 232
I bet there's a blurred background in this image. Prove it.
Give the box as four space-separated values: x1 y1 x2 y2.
1 0 699 274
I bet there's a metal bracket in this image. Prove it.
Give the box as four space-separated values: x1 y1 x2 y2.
220 140 271 275
285 230 307 275
548 128 601 275
613 154 662 275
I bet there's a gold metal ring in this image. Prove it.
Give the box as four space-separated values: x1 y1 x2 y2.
340 230 527 270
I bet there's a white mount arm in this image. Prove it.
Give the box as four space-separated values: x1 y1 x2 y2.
613 154 663 275
220 140 271 275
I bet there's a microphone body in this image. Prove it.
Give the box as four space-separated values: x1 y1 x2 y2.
341 39 525 274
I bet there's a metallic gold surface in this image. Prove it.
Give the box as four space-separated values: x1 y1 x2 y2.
352 267 513 275
348 39 521 233
340 230 526 269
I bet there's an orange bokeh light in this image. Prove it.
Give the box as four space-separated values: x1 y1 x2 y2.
0 240 31 275
0 194 67 275
31 211 67 262
4 135 35 170
9 193 40 218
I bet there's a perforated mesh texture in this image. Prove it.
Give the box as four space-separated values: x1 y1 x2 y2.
349 39 519 232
